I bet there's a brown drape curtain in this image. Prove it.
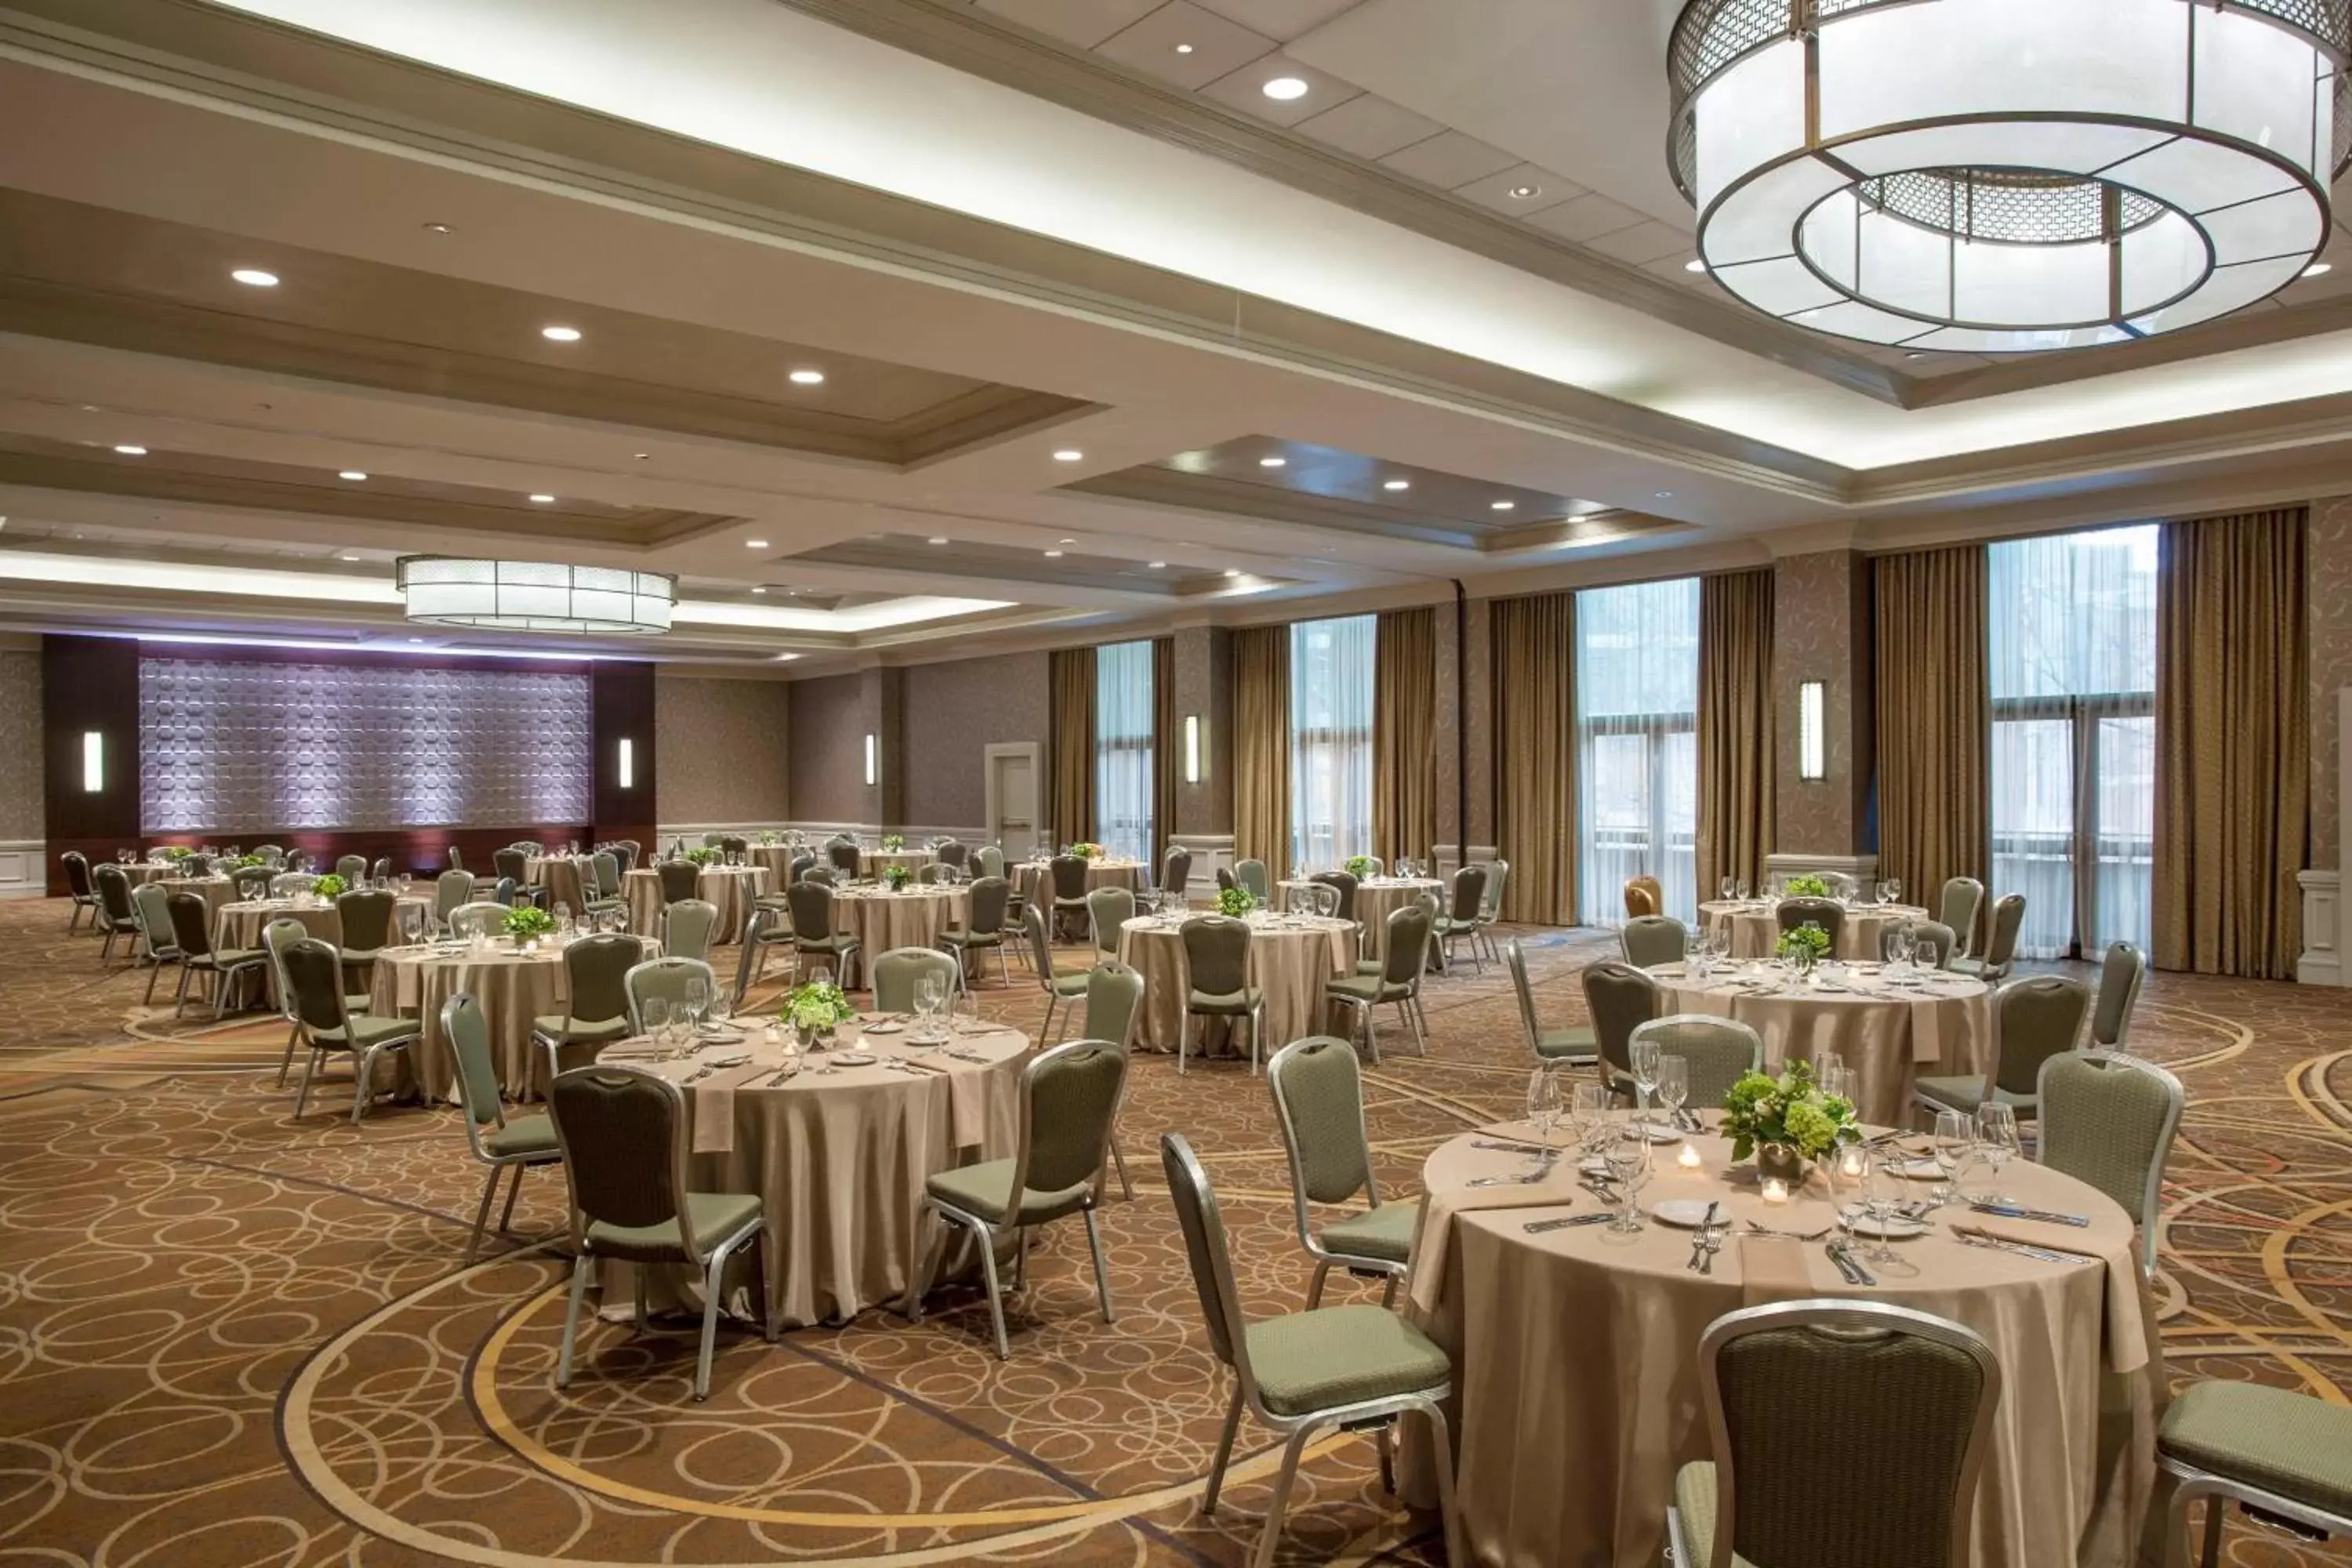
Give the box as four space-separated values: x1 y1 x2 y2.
1373 607 1438 866
2155 507 2308 978
1698 569 1775 899
1489 591 1575 924
1047 646 1095 848
1874 545 1989 933
1231 625 1291 878
1151 635 1177 870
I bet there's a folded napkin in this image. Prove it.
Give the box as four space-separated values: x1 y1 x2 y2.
688 1062 775 1154
1406 1159 1582 1316
1738 1235 1815 1305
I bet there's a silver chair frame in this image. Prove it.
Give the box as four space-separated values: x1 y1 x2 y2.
443 992 561 1265
1324 907 1430 1065
1505 937 1596 1066
2036 1047 2183 1275
285 936 419 1123
1178 917 1269 1076
2159 1447 2352 1568
1266 1036 1406 1309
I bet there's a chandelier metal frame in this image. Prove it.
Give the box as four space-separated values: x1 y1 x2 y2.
396 557 676 636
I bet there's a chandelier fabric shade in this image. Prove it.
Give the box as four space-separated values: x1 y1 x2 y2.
1669 0 2351 350
397 557 675 635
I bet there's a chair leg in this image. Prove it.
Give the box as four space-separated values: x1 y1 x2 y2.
498 1163 526 1234
1421 1399 1468 1568
693 1250 725 1401
466 1167 501 1265
1083 1207 1114 1323
1107 1137 1134 1202
901 1205 944 1323
1250 1001 1265 1075
142 958 161 1006
633 1264 648 1331
973 1219 1012 1359
350 1047 376 1124
1202 1383 1245 1516
1177 1010 1189 1076
292 1048 321 1118
1251 1421 1319 1568
173 964 192 1018
1305 1258 1332 1310
1402 1000 1428 1058
557 1252 591 1388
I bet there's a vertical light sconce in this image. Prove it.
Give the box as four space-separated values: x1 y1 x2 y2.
1798 681 1825 781
617 737 635 789
863 732 878 786
81 731 103 793
1184 714 1202 783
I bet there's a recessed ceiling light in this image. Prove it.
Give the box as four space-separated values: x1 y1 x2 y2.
1175 42 1194 53
408 637 424 643
1382 478 1410 492
1223 568 1241 578
773 652 800 662
1148 561 1167 569
788 368 826 385
1058 537 1076 546
751 586 767 593
1904 350 1930 359
1508 184 1541 199
1685 258 1709 273
746 538 769 549
1044 549 1065 557
1491 500 1515 511
1259 456 1287 467
338 552 361 561
2306 262 2333 278
528 493 557 503
338 470 368 481
1655 490 1674 499
540 325 582 342
230 267 280 288
423 223 452 234
632 452 651 461
112 444 147 456
927 536 949 545
1263 76 1309 100
1052 448 1084 462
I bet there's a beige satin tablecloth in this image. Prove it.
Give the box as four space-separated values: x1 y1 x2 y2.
831 884 971 961
751 844 799 880
1654 961 1991 1126
1014 858 1145 911
1699 900 1928 961
1279 877 1440 960
1116 913 1356 1058
624 864 771 940
369 935 658 1101
158 876 237 920
1399 1116 2162 1568
214 894 432 952
595 1018 1028 1330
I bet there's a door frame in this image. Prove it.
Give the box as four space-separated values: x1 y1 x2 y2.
982 742 1043 853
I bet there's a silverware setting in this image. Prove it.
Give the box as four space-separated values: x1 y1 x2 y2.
1744 1218 1835 1242
1686 1203 1726 1274
1468 1169 1553 1188
1825 1239 1876 1287
1968 1203 2090 1228
1524 1213 1614 1233
1951 1224 2099 1264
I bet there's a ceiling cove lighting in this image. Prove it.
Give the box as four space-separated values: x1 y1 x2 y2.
528 493 556 504
230 267 279 287
397 557 676 634
1051 448 1084 462
113 445 147 456
1668 0 2352 350
1382 478 1410 491
338 470 368 481
540 324 582 342
788 368 826 385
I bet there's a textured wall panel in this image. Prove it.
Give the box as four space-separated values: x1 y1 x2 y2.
139 657 590 833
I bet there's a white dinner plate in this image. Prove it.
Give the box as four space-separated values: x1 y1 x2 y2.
1650 1199 1722 1229
700 1050 751 1069
1624 1121 1684 1145
1838 1205 1929 1239
862 1022 905 1036
1892 1157 1945 1181
829 1051 877 1067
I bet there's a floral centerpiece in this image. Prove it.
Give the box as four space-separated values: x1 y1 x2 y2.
234 852 267 869
1720 1058 1857 1182
1068 841 1102 861
503 905 555 940
1775 921 1832 966
783 978 855 1046
881 833 906 851
1216 885 1258 917
1344 855 1380 879
682 846 720 867
1784 873 1831 898
883 863 914 891
157 845 198 864
758 829 780 845
310 873 347 901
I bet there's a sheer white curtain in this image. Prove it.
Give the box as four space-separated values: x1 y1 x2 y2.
1290 615 1375 872
1576 578 1700 927
1987 526 2156 958
1094 641 1153 864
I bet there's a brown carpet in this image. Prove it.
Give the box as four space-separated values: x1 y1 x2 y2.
1 897 2347 1566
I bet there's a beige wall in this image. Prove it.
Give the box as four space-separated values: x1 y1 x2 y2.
1171 626 1231 837
0 650 38 841
2309 496 2352 871
788 673 874 825
1773 550 1872 858
900 651 1047 829
655 675 789 823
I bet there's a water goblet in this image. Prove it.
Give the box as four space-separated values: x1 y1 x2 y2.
641 996 670 1057
1931 1109 1971 1208
1655 1055 1690 1134
1525 1067 1566 1173
1884 878 1903 907
1855 1145 1902 1263
1601 1137 1649 1232
684 976 711 1038
1629 1037 1662 1139
1975 1102 2020 1203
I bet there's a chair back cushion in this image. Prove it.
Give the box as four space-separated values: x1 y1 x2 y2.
132 881 176 950
334 855 367 884
338 889 394 951
1162 846 1191 898
1991 975 2092 1095
804 866 838 888
1624 875 1663 918
1308 869 1358 922
1479 860 1510 919
1235 858 1272 902
1582 960 1661 1076
1382 904 1434 985
624 956 718 1030
659 859 702 902
448 902 506 938
717 836 748 856
975 845 1004 880
550 1068 684 1232
94 864 136 924
164 889 214 958
789 853 817 883
62 851 93 897
827 840 861 873
443 992 503 1126
1051 855 1089 900
1776 897 1846 946
1082 960 1145 1047
1087 886 1135 949
1630 1014 1762 1109
1023 903 1056 979
2036 1050 2181 1223
589 851 619 898
967 875 1012 934
663 898 719 964
281 936 349 1033
1215 866 1236 894
1982 894 2026 967
1269 1036 1373 1204
1891 920 1958 967
234 866 276 898
434 870 474 919
871 946 959 1014
1018 1039 1128 1196
1621 916 1688 968
936 841 969 869
1181 916 1251 996
2092 942 2143 1046
1447 863 1487 922
786 881 837 943
564 933 644 1025
1937 877 1985 953
1505 939 1541 1044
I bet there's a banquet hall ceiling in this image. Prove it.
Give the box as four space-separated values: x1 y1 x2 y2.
0 0 2350 673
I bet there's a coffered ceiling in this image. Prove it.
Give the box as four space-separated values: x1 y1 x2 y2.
0 0 2346 677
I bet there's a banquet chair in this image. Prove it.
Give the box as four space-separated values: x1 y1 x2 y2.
586 851 626 911
826 840 862 875
129 881 183 1005
1161 844 1192 906
92 864 140 964
432 870 475 932
1912 974 2092 1125
1505 938 1597 1065
1325 904 1432 1064
2038 1048 2183 1274
2154 1380 2352 1568
549 1064 771 1400
448 902 508 939
623 956 720 1033
1620 915 1688 969
1775 896 1846 949
1082 961 1145 1200
717 836 748 858
1953 894 2025 982
657 859 702 903
336 888 394 984
369 858 390 884
1308 869 1357 923
701 832 726 848
1287 882 1338 917
1628 1015 1762 1109
902 1036 1127 1359
915 862 956 885
445 845 465 873
1181 915 1266 1075
493 848 543 907
2091 941 2147 1051
1087 885 1135 958
802 865 838 888
1160 1132 1465 1568
1049 854 1091 941
445 992 563 1265
1430 864 1489 975
1668 1301 1999 1568
335 855 367 884
974 844 1005 880
253 844 285 868
1582 960 1661 1099
1024 905 1093 1045
532 933 641 1084
1268 1036 1420 1308
281 935 418 1123
1234 858 1272 904
233 866 277 899
1215 866 1238 894
936 840 969 871
264 916 352 1087
164 890 265 1017
942 875 1014 989
784 881 861 989
1470 859 1509 964
661 898 719 967
788 852 817 884
61 851 99 932
1937 875 1986 959
1883 918 1960 968
871 946 960 1014
490 877 520 907
733 907 797 1000
1624 874 1664 919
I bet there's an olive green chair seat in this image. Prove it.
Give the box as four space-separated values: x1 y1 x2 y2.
586 1191 764 1263
1190 983 1265 1014
1536 1025 1599 1060
314 1013 421 1049
1669 1465 1759 1568
1244 1303 1453 1418
532 1012 631 1045
2158 1381 2352 1564
1908 1076 2031 1116
1324 972 1406 1005
482 1112 560 1159
1316 1198 1420 1265
924 1158 1096 1226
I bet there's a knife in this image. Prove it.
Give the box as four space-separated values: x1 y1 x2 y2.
1969 1203 2090 1228
1524 1213 1613 1233
1824 1242 1860 1285
1831 1240 1876 1287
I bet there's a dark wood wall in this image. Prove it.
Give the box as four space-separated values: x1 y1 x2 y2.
593 660 656 853
42 636 140 891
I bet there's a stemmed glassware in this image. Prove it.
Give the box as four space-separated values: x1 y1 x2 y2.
1882 878 1903 907
1931 1110 1972 1207
1889 927 1916 972
1856 1145 1903 1263
1975 1103 2020 1203
683 975 711 1040
1628 1037 1662 1140
1525 1067 1566 1173
641 996 670 1058
1602 1134 1650 1233
913 975 945 1045
1654 1055 1690 1134
1719 876 1737 902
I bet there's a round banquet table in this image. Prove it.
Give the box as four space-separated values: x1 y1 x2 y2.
368 933 660 1102
524 855 595 916
591 1015 1028 1330
122 861 190 886
1398 1115 2163 1568
623 864 771 941
1651 960 1991 1127
1116 911 1356 1058
1699 899 1929 961
751 844 799 880
863 848 932 878
1277 876 1442 960
158 875 237 920
214 892 434 952
1014 857 1146 912
829 884 971 967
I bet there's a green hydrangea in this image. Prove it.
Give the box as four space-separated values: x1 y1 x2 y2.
1784 873 1831 898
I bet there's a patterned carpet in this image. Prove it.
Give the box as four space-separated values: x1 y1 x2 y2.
1 895 2348 1567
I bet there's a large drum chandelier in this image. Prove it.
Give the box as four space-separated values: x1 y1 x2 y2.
397 557 675 634
1670 0 2351 351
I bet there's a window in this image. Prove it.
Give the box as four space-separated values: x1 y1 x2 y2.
1094 641 1153 864
1988 526 2156 958
1576 578 1700 925
1290 615 1375 871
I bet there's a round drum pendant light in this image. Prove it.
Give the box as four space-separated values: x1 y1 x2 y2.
397 557 675 634
1668 0 2350 350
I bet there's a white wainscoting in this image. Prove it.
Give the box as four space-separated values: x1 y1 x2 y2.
1436 844 1500 880
659 823 991 850
2299 869 2340 985
0 840 43 899
1169 833 1233 902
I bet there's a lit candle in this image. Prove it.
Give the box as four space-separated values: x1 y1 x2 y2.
1838 1147 1867 1181
1677 1142 1704 1171
1761 1177 1790 1205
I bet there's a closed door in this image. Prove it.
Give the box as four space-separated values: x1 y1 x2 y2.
992 753 1037 858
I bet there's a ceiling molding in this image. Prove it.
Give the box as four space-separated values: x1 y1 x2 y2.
1901 299 2352 411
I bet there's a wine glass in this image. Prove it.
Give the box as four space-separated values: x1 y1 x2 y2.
913 974 944 1040
1975 1102 2021 1203
684 976 711 1038
1857 1144 1903 1263
641 996 670 1057
1914 937 1941 972
1733 878 1750 904
1719 876 1736 903
1525 1067 1566 1171
1884 878 1903 907
1931 1109 1971 1208
1655 1055 1690 1134
1601 1135 1649 1232
1889 927 1916 971
1629 1037 1662 1139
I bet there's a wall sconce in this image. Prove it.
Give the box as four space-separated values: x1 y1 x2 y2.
617 737 635 789
1798 681 1825 781
81 731 103 793
863 732 878 786
1184 714 1203 783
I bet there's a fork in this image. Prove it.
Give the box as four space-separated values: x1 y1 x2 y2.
1697 1224 1726 1275
1468 1169 1553 1188
1744 1219 1834 1241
